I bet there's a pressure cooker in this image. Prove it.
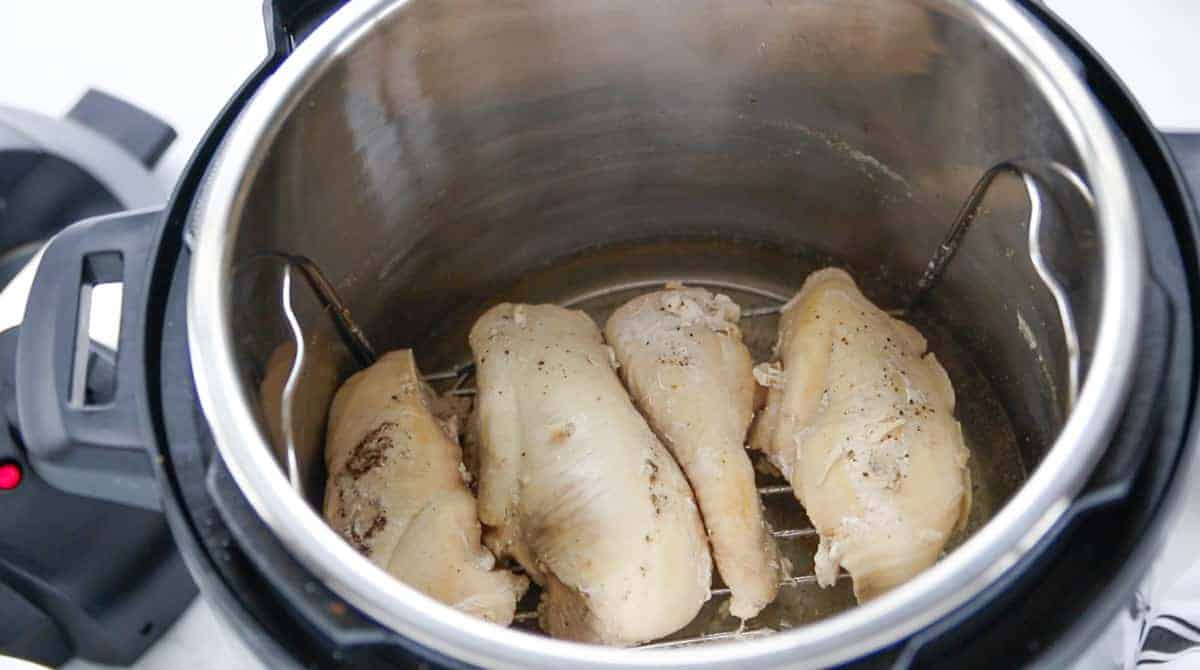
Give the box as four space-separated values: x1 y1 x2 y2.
5 0 1200 667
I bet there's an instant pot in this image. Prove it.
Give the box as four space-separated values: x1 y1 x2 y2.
5 0 1200 667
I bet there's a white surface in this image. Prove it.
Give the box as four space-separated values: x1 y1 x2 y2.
0 1 267 189
0 657 55 670
0 2 1197 669
1042 0 1200 131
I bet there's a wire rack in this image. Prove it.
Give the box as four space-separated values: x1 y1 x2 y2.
262 158 1086 648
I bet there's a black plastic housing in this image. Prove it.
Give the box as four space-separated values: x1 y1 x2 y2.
0 330 196 667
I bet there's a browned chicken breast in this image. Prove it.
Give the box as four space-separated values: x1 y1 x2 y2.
323 350 528 625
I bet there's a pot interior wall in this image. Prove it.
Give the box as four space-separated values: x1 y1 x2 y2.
225 0 1105 639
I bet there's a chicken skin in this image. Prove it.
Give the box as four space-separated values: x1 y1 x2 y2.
469 303 712 646
323 350 528 625
750 269 970 602
605 285 786 619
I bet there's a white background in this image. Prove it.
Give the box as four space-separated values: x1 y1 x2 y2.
0 1 1198 669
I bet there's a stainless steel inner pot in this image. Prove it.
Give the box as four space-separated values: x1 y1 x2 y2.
186 0 1144 667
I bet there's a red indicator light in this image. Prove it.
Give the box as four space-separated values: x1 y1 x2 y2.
0 460 22 490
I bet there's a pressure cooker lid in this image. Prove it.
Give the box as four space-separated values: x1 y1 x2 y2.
0 91 172 286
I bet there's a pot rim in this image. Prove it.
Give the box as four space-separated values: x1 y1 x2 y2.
186 0 1145 667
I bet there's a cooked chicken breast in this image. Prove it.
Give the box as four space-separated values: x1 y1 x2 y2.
469 303 712 645
605 285 786 619
750 268 970 602
323 350 528 625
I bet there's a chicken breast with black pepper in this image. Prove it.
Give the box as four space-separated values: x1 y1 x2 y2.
323 349 528 625
605 284 786 620
750 268 970 602
469 303 712 646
